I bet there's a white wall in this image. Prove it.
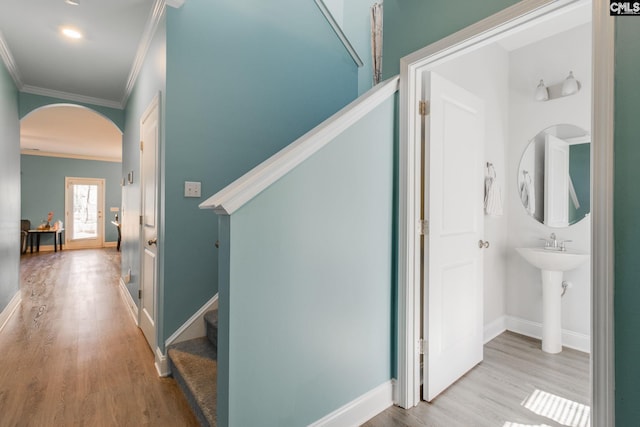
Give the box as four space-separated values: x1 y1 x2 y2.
506 23 592 348
432 43 510 335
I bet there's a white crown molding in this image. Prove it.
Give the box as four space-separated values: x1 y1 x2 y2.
21 84 122 109
21 149 121 163
166 0 185 7
0 30 23 89
122 0 165 107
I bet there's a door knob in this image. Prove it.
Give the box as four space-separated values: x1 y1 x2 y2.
478 240 490 249
148 238 157 246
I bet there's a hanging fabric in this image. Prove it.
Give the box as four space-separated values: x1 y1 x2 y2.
370 3 383 85
485 162 504 217
519 170 536 216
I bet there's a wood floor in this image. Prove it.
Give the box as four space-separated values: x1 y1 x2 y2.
0 249 198 426
363 331 590 427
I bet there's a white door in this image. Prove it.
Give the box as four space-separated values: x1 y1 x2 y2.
139 95 160 352
65 177 105 249
422 72 485 401
544 133 570 227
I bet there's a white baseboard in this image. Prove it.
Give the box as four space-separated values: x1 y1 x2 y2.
484 315 507 344
155 346 170 377
506 315 590 353
165 293 218 347
0 291 21 334
119 278 138 325
103 241 117 248
308 380 394 427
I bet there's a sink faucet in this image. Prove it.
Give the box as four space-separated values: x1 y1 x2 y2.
540 233 571 251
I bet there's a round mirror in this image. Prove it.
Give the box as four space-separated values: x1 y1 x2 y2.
518 124 590 227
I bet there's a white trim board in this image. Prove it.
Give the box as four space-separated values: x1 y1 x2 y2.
308 380 394 427
484 315 508 344
165 293 218 347
119 277 139 325
0 291 21 334
397 1 614 424
506 316 590 354
21 150 121 163
155 347 169 377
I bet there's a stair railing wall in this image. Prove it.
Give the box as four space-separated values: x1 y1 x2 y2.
200 76 399 426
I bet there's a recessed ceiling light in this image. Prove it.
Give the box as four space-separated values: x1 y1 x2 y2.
65 0 80 5
61 27 83 39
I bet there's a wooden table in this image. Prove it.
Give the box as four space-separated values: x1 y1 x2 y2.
28 229 64 253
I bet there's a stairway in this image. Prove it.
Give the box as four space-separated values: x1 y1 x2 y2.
168 309 218 427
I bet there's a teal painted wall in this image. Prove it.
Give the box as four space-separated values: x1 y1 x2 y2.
20 155 121 244
122 12 166 329
382 0 519 78
0 60 20 312
18 93 124 132
220 97 395 426
162 0 357 346
568 143 590 224
614 17 640 425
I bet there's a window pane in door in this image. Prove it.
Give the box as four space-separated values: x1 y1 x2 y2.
72 184 98 239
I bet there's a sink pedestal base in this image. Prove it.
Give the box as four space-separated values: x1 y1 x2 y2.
541 270 563 354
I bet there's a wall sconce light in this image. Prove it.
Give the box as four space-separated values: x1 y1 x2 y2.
535 71 581 101
561 71 580 96
534 80 549 101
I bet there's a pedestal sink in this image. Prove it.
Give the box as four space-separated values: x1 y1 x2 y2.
516 247 589 354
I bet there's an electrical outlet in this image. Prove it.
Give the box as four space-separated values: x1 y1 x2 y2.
184 181 201 198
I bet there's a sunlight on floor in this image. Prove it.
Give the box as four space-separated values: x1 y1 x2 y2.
520 389 590 427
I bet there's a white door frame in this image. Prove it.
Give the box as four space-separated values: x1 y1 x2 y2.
396 1 614 426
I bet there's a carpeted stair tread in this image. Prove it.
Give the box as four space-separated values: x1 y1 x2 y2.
168 340 217 427
204 309 218 327
169 336 217 359
204 310 218 348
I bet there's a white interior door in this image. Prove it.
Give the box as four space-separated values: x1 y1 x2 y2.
544 133 570 227
139 95 160 352
65 177 105 249
423 72 485 401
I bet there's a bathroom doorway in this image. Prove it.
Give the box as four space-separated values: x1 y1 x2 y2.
396 0 614 425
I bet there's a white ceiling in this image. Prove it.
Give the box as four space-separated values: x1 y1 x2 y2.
0 0 175 162
2 0 588 163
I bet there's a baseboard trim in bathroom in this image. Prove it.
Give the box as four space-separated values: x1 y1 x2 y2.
506 315 590 353
484 315 507 344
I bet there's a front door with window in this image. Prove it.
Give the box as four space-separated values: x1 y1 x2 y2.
65 177 105 249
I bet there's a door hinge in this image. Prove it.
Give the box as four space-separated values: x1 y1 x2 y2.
139 215 143 225
138 289 142 299
419 338 427 355
419 219 429 236
419 100 430 116
140 140 144 151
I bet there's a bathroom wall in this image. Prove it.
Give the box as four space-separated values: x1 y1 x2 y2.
506 23 592 351
431 43 510 340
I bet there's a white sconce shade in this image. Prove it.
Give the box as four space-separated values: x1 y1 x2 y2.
561 71 580 96
535 79 549 101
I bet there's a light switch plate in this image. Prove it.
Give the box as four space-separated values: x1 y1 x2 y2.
184 181 202 198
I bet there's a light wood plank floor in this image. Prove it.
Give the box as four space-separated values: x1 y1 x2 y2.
0 249 198 426
363 331 590 427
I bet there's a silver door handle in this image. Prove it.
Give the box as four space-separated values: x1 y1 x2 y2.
148 238 157 246
478 240 490 249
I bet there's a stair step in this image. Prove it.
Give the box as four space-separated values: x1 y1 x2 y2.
168 337 217 427
204 309 218 349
